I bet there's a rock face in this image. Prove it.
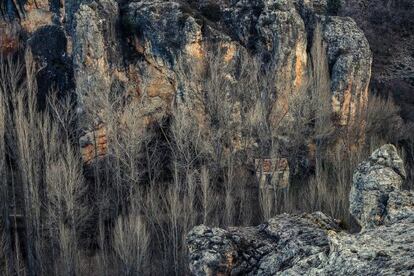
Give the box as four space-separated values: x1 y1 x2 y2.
1 1 74 107
0 0 373 165
75 0 372 164
186 144 414 275
122 0 372 126
321 16 371 126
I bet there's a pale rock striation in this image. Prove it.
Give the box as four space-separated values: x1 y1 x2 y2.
187 144 414 275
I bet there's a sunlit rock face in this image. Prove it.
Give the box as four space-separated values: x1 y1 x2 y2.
322 16 371 126
187 144 414 275
114 0 370 163
1 0 372 165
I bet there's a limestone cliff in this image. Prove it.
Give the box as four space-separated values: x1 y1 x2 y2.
187 144 414 275
0 0 372 165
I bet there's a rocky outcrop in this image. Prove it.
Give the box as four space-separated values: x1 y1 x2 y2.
187 212 339 275
71 0 371 164
186 144 414 275
299 0 372 126
321 16 371 126
350 144 409 228
72 0 119 125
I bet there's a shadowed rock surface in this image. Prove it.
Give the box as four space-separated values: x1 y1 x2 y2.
341 0 414 122
187 144 414 275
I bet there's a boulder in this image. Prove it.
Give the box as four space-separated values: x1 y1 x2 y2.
187 212 339 275
350 144 410 228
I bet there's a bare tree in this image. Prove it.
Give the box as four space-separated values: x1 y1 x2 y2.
112 208 149 275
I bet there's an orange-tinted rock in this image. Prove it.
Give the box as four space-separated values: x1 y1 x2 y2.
80 124 108 164
21 9 53 33
255 158 290 189
70 0 372 168
145 65 175 101
322 16 372 129
0 22 20 55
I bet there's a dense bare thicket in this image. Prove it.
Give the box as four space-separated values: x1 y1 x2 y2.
0 52 91 275
1 26 413 275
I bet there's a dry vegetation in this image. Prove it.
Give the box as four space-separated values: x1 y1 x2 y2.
0 25 413 275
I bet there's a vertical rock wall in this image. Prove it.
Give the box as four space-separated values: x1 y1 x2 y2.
1 0 372 167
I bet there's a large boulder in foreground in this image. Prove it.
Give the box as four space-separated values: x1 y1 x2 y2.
350 144 409 228
186 144 414 275
187 212 339 275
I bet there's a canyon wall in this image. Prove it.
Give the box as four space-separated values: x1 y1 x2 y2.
1 0 372 167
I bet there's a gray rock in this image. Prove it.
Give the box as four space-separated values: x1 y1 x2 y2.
321 16 372 126
187 212 339 275
350 144 407 228
187 145 414 275
310 219 414 275
73 0 119 122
